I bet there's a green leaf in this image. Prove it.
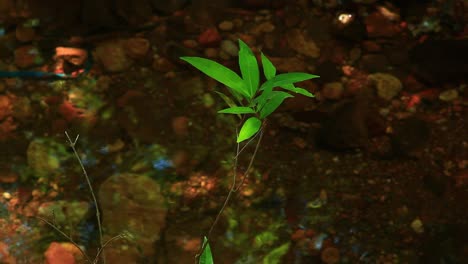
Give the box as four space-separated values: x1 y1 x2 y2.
260 72 320 94
259 91 293 119
199 237 214 264
214 91 237 109
214 91 241 118
180 56 249 98
238 39 260 98
261 53 276 80
218 106 256 115
280 84 314 97
262 243 290 264
237 117 261 143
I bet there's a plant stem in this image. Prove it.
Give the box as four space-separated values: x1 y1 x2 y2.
37 216 93 264
234 128 264 192
65 131 104 263
195 125 264 263
94 234 126 263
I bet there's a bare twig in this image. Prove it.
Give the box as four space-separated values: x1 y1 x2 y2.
94 234 126 262
64 131 104 263
37 216 93 264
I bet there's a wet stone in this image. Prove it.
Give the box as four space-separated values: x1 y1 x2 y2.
220 40 239 57
368 73 402 101
439 89 459 102
360 54 390 73
99 173 167 260
124 37 150 59
365 11 401 38
318 97 370 150
95 40 132 72
218 20 234 31
250 21 275 35
14 45 43 68
286 29 320 58
322 82 344 100
15 25 35 42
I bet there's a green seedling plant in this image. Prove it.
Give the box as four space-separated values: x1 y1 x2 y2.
181 39 319 263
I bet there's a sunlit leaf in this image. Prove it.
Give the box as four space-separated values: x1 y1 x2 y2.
280 84 314 97
237 117 261 143
261 53 276 80
199 237 214 264
259 72 320 94
218 106 256 115
262 243 290 264
180 56 249 98
238 39 260 98
259 91 293 119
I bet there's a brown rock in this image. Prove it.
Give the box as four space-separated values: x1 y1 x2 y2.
124 37 150 59
286 29 320 58
0 0 13 14
321 246 340 264
15 25 36 42
250 21 275 35
454 169 468 188
152 56 176 72
268 56 307 73
99 173 167 259
0 94 13 120
0 241 16 263
0 169 18 183
95 40 132 72
360 54 390 73
362 41 381 52
390 116 430 158
14 45 43 68
365 12 401 38
197 27 221 47
218 20 234 31
318 91 373 150
322 82 344 100
172 116 189 137
115 0 153 25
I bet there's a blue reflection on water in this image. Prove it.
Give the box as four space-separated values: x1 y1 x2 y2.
152 158 173 171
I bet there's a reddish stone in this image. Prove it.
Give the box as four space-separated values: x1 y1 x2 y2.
417 89 439 101
403 74 425 92
172 116 189 137
124 38 150 59
365 12 401 38
44 242 76 264
197 28 221 47
455 169 468 187
58 100 84 122
14 45 42 68
116 90 145 107
291 229 306 241
0 116 17 140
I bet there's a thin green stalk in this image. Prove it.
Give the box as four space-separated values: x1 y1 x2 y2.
234 128 264 192
195 125 264 263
